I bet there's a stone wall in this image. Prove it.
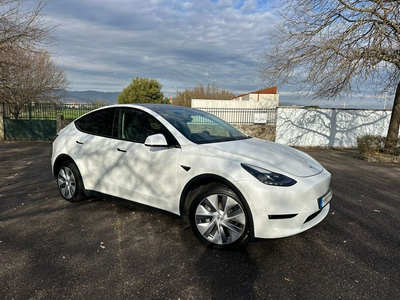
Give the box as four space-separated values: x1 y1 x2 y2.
236 124 276 141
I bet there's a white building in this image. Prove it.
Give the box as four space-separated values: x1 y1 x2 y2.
191 86 279 109
232 86 279 105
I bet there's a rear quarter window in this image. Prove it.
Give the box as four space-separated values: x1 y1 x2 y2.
75 108 117 137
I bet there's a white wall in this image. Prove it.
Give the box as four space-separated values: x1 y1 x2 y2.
192 98 278 108
276 107 393 147
234 94 279 104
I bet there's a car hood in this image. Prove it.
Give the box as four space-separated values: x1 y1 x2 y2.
200 138 323 178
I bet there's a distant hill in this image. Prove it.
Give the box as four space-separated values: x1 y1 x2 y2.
61 90 120 105
279 100 303 107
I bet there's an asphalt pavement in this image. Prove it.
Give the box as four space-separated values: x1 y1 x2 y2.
0 142 399 300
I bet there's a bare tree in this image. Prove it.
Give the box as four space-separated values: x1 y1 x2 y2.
0 0 66 119
174 83 235 107
0 0 53 65
0 50 68 119
259 0 400 152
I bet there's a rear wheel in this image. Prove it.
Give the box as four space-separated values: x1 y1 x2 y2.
189 183 250 249
57 161 86 202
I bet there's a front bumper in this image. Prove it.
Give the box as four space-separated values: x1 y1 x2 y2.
236 168 332 239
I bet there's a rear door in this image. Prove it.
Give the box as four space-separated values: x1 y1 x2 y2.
73 107 119 195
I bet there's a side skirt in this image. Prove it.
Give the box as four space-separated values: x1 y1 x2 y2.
84 189 181 219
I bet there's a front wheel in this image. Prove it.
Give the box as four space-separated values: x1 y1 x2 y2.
57 161 86 202
189 183 250 249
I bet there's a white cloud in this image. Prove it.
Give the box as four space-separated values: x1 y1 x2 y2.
241 0 258 13
217 0 233 8
182 2 194 10
42 0 278 94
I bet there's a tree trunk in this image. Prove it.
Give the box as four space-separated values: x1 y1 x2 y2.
385 81 400 153
11 110 19 120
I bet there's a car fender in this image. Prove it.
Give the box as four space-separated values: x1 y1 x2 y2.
178 173 255 237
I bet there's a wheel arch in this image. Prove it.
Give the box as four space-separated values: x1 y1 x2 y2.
179 174 255 237
53 154 75 177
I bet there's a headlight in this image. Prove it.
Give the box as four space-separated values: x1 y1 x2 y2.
241 164 297 187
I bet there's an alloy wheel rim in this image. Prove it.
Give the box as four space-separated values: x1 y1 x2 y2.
195 194 246 245
58 167 76 199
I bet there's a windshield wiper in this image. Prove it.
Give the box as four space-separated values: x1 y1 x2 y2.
234 136 252 140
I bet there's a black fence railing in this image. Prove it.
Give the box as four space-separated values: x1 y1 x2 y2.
195 107 276 125
2 102 106 120
1 103 277 125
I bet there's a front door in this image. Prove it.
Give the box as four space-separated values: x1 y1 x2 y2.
111 108 182 214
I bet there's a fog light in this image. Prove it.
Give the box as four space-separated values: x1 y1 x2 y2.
318 188 332 209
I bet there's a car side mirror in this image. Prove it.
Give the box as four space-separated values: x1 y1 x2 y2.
144 134 169 147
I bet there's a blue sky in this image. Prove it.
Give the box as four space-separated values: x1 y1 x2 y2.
39 0 393 109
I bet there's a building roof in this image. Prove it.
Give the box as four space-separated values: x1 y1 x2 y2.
233 86 277 99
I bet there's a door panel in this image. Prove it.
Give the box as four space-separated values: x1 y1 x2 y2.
112 140 181 213
71 107 118 195
111 108 182 214
74 134 118 195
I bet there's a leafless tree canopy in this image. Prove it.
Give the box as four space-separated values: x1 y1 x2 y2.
260 0 399 98
0 0 53 64
0 0 67 119
260 0 400 150
0 49 68 119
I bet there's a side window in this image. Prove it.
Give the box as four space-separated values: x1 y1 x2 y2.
119 108 177 145
75 108 116 137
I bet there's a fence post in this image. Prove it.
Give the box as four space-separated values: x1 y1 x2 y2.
0 103 4 141
56 114 64 133
28 102 32 120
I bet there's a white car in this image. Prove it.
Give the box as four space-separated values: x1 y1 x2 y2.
52 104 332 248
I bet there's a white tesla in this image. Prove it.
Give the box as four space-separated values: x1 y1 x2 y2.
52 104 332 248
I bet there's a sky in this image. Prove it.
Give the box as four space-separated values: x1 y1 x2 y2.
38 0 393 109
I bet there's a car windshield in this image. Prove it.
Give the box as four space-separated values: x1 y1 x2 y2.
145 105 251 144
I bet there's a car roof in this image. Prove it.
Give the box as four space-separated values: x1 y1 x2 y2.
102 104 201 113
137 104 199 111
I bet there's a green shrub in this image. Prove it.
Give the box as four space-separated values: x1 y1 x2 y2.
357 135 400 156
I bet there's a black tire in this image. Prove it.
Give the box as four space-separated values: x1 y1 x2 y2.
57 161 86 202
188 183 250 249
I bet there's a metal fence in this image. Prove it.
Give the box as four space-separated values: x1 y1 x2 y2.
1 102 106 120
1 102 277 125
195 107 276 125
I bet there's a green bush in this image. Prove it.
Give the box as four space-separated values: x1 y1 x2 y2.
118 77 168 104
357 135 400 156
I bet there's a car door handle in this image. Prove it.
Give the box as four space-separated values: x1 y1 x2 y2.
76 141 84 145
117 148 127 153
